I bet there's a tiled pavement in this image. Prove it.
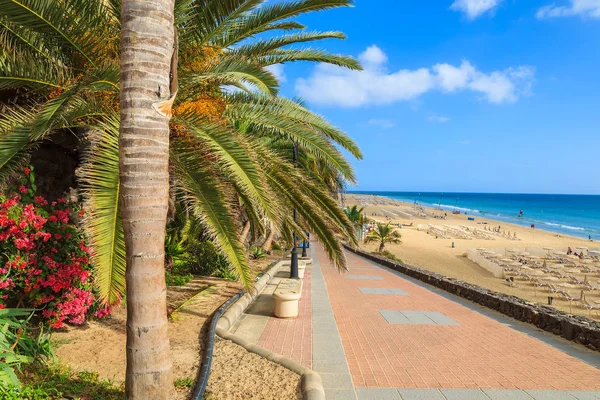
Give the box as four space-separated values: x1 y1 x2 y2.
231 243 600 399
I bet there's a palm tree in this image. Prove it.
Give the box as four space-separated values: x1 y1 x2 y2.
119 0 175 398
0 0 361 306
364 222 401 252
344 204 366 227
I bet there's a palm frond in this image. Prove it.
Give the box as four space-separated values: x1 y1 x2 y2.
215 0 354 47
175 113 284 227
257 48 361 70
180 55 279 96
78 114 125 305
171 137 252 287
227 31 346 58
0 0 110 66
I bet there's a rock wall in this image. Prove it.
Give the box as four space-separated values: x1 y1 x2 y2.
344 245 600 352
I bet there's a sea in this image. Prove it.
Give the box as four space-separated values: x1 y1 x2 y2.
349 191 600 241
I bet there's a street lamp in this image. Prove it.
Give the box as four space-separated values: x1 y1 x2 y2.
290 141 299 279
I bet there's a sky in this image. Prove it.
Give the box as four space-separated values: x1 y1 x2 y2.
273 0 600 195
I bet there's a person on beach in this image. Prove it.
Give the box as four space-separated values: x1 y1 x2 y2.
519 210 523 218
531 223 535 229
567 247 573 255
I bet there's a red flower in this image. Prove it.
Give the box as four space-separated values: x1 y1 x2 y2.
19 185 28 194
24 167 30 175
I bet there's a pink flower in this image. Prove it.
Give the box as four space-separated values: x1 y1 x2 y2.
19 185 28 193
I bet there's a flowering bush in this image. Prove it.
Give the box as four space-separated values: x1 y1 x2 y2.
0 166 95 328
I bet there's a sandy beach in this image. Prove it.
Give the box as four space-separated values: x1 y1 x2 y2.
346 193 600 320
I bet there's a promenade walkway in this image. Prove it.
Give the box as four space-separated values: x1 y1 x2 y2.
231 243 600 400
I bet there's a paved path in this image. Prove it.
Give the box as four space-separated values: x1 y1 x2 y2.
232 243 600 400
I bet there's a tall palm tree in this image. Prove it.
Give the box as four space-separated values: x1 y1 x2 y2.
0 0 361 307
364 222 401 252
119 0 175 398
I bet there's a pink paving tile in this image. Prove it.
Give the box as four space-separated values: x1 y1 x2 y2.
314 243 600 390
257 267 312 369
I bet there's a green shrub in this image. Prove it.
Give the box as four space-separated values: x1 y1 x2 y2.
271 242 282 251
371 250 403 264
250 247 266 260
0 309 53 388
187 241 228 276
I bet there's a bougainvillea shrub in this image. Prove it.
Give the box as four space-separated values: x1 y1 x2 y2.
0 166 95 328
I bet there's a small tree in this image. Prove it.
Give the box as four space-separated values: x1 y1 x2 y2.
344 205 366 228
364 222 401 252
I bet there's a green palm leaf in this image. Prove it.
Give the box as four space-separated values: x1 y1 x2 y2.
171 138 252 287
78 114 125 305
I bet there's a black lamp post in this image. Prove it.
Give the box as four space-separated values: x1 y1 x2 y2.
301 237 307 258
290 141 299 279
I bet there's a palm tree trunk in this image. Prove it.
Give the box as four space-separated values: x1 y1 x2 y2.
262 228 275 251
379 242 384 252
240 220 251 243
120 0 175 398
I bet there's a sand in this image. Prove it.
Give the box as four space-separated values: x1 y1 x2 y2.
346 194 600 320
206 338 301 400
52 253 296 398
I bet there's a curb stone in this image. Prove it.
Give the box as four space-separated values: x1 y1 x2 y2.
215 259 326 400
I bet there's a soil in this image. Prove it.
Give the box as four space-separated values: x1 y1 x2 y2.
52 252 287 398
205 338 302 400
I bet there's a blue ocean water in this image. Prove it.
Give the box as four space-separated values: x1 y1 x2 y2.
349 191 600 240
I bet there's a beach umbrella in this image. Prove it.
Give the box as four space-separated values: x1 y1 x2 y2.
553 251 564 256
519 252 530 257
507 248 519 253
576 246 588 251
543 260 548 268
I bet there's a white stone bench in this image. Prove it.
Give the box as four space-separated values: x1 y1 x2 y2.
273 278 303 318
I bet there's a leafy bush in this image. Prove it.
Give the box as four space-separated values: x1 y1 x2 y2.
0 308 53 388
250 247 265 260
186 241 228 276
271 242 282 251
165 272 194 287
371 250 403 264
0 167 94 328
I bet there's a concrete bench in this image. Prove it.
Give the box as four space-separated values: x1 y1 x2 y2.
273 278 303 318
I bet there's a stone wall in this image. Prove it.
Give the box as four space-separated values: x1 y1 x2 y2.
343 244 600 352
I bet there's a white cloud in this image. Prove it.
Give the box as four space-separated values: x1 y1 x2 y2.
458 139 472 145
536 0 600 18
266 64 286 83
429 115 450 123
368 119 396 128
295 46 534 107
359 45 388 66
450 0 502 19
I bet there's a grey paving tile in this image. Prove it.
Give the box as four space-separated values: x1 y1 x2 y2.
483 389 534 400
422 311 460 326
525 391 577 400
389 288 409 295
379 310 411 324
312 350 348 363
401 310 437 324
320 373 354 389
356 387 401 399
397 389 445 400
312 360 350 374
567 392 600 400
347 275 383 280
439 388 489 400
324 389 357 400
359 288 407 295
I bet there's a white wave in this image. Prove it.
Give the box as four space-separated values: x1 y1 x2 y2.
437 203 480 213
544 222 585 231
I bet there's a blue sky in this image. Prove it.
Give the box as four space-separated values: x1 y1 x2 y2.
273 0 600 194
